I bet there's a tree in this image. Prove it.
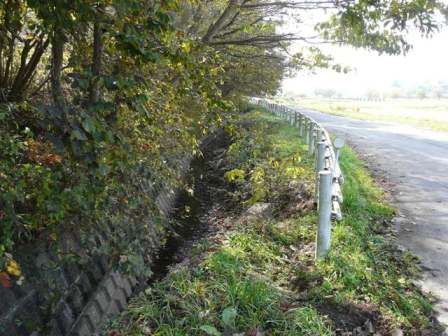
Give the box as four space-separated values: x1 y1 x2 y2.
0 0 446 280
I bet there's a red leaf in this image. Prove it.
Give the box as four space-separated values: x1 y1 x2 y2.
0 272 11 288
109 331 121 336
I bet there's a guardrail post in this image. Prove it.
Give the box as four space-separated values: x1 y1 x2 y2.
333 138 345 185
316 141 326 172
308 122 314 145
315 141 326 203
319 129 325 143
258 99 344 257
308 124 316 156
314 128 320 153
316 170 332 259
304 120 309 144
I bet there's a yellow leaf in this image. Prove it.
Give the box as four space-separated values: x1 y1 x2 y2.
181 42 191 53
6 259 21 277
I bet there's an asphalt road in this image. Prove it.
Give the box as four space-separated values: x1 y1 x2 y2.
295 107 448 328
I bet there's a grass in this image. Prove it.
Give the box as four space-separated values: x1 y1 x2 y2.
105 109 437 335
288 97 448 133
327 147 432 326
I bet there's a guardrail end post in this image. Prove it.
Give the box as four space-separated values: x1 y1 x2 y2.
316 170 333 260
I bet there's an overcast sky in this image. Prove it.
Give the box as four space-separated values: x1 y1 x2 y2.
282 24 448 97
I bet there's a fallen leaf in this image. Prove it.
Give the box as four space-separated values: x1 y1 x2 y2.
0 272 11 288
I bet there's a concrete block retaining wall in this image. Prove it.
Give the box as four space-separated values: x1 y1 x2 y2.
0 172 189 336
0 134 220 336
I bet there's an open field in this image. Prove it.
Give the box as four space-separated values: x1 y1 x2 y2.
282 98 448 132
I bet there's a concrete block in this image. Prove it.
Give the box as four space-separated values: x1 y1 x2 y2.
70 316 94 336
56 301 75 333
67 286 85 316
105 300 121 319
100 276 115 298
77 273 92 297
110 272 122 288
94 288 110 314
82 301 103 331
112 288 127 311
121 277 132 297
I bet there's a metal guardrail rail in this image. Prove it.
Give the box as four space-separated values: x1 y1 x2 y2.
253 99 345 259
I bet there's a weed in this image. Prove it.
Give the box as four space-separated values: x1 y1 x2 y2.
106 109 438 336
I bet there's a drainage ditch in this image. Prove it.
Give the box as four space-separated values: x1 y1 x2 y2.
149 129 235 282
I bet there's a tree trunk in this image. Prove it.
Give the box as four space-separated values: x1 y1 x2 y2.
8 38 48 102
51 28 65 108
202 0 239 44
88 17 103 105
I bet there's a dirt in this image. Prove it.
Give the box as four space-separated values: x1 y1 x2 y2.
317 301 385 335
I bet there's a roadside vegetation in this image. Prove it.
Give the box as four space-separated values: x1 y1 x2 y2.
293 98 448 133
1 0 446 333
106 109 440 335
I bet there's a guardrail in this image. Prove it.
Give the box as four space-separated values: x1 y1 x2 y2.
253 99 345 259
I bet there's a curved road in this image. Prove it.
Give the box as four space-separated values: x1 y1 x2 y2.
296 107 448 328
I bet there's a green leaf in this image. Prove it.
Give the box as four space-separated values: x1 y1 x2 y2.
82 117 96 134
199 325 221 336
221 307 237 328
71 129 87 141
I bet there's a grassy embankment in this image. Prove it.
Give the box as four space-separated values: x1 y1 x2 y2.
106 109 437 335
289 98 448 133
